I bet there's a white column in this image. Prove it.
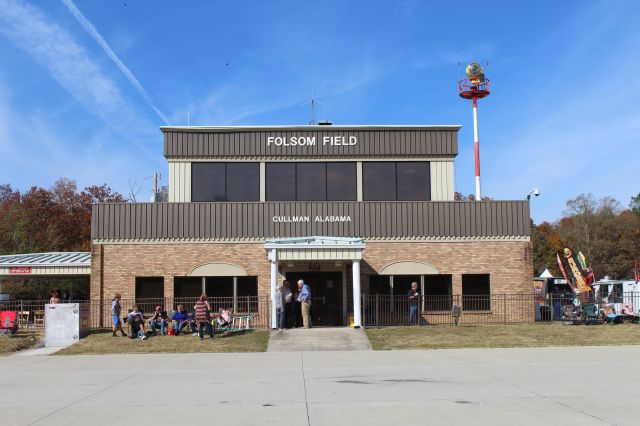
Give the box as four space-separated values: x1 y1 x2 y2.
270 248 278 329
342 264 348 325
352 259 362 328
201 276 206 295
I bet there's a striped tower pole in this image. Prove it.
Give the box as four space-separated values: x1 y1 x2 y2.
472 97 481 201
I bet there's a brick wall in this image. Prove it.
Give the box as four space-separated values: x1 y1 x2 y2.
361 240 533 295
90 240 532 302
91 243 276 302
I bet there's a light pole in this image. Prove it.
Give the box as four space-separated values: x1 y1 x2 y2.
458 63 490 201
526 188 540 200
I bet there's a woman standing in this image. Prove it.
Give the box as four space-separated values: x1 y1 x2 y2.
194 294 214 340
49 291 60 304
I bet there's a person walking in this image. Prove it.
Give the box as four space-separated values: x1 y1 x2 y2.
194 294 214 340
111 293 126 337
408 282 420 325
297 280 312 328
275 285 286 330
282 280 293 328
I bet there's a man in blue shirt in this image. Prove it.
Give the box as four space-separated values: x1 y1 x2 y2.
297 279 312 328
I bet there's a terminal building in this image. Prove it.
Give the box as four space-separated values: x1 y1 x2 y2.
90 125 532 327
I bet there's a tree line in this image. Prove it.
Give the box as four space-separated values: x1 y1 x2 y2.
532 193 640 280
0 179 125 254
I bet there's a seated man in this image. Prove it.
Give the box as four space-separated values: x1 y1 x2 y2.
150 306 169 336
127 306 147 340
172 305 193 335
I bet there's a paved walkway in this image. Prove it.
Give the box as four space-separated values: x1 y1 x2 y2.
2 345 640 425
267 327 372 351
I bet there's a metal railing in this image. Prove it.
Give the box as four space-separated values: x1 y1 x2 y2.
3 292 639 331
361 292 640 327
0 297 271 331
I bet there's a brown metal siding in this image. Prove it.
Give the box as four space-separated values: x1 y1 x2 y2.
92 201 530 240
163 127 458 158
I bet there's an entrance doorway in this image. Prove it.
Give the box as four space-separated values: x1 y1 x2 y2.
290 271 343 326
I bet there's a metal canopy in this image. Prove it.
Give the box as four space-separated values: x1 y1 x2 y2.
0 252 91 277
264 236 365 250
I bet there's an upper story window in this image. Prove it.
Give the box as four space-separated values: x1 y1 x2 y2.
191 162 259 202
363 162 430 201
266 162 356 201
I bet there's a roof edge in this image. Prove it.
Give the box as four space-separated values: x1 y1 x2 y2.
160 125 462 133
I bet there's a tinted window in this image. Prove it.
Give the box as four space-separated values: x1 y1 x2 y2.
205 277 234 298
363 162 396 201
327 162 356 201
424 275 452 311
192 163 225 202
266 163 295 201
226 163 259 201
237 276 258 297
173 277 202 298
462 274 491 311
296 163 326 201
397 162 430 201
192 163 259 202
392 275 420 296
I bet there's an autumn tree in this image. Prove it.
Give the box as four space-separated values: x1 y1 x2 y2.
630 193 640 216
0 179 125 254
532 193 640 280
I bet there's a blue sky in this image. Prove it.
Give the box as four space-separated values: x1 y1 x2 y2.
0 0 638 223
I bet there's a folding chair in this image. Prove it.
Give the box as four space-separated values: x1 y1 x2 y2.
0 311 18 337
583 303 601 324
33 310 45 329
621 304 638 323
18 311 31 328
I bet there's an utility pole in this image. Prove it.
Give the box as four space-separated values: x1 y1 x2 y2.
153 173 158 202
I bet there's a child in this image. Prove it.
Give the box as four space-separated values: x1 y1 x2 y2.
111 293 126 337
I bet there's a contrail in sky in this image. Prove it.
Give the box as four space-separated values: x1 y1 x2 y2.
61 0 169 125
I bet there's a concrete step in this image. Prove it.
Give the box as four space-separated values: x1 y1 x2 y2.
267 327 371 352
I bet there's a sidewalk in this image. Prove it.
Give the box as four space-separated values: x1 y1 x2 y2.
267 327 372 352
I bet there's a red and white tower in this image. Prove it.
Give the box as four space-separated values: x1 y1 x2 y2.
459 63 490 201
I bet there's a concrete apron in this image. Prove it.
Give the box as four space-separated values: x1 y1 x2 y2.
268 327 372 352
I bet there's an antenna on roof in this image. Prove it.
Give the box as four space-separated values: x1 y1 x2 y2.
311 96 315 125
302 91 325 125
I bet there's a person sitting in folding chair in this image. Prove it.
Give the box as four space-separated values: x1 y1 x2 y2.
216 308 233 330
150 306 169 336
621 304 638 323
172 305 194 335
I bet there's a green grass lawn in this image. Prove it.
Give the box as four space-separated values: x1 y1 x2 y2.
365 323 640 350
54 329 270 355
0 335 39 355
